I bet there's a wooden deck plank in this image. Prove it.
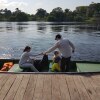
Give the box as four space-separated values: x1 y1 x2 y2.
0 74 10 90
80 75 100 100
73 75 91 100
42 75 52 100
65 75 81 100
91 74 100 79
0 74 100 100
22 75 37 100
4 75 24 100
51 75 62 100
58 75 70 100
32 75 44 100
91 74 100 86
0 75 16 100
14 74 30 100
87 75 100 96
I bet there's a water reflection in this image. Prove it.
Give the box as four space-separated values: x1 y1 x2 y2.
64 26 69 31
17 26 25 32
51 25 63 32
17 22 29 25
37 23 47 33
5 22 13 31
16 22 28 32
6 26 12 30
37 25 46 31
0 27 4 32
88 31 100 37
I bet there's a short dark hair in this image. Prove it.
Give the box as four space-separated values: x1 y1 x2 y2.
55 34 62 40
54 51 59 55
23 46 31 52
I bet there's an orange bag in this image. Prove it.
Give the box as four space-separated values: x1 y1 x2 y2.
0 62 13 71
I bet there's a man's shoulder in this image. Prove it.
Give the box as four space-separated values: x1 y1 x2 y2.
63 38 69 41
61 38 69 42
56 39 69 45
24 52 31 55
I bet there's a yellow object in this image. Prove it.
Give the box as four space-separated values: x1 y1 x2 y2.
51 63 61 72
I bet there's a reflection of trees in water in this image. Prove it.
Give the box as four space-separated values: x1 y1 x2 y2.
6 27 12 30
16 22 28 32
6 22 13 31
17 26 28 32
17 22 29 25
4 22 28 32
17 25 28 32
51 25 63 32
0 27 4 32
37 25 46 31
64 26 69 31
37 23 47 33
17 26 24 31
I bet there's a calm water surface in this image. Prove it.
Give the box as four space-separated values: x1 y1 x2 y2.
0 21 100 61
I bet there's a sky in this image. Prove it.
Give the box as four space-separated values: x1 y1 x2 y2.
0 0 100 14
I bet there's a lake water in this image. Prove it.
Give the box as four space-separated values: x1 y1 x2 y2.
0 21 100 61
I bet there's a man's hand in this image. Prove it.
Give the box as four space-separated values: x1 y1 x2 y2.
43 52 48 55
72 50 75 53
33 52 44 57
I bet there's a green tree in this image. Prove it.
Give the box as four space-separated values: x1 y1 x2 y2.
9 8 29 21
65 8 70 13
28 14 36 21
87 3 100 17
35 8 47 20
15 12 29 21
74 16 84 22
9 16 16 21
64 9 74 21
48 7 64 22
73 6 88 21
4 8 12 20
75 6 88 16
47 16 56 21
15 8 21 13
0 9 4 21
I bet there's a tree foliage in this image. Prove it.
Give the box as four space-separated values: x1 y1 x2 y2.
48 7 64 22
0 2 100 22
36 8 48 20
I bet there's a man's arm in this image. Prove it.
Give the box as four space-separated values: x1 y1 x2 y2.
44 42 59 54
68 40 75 52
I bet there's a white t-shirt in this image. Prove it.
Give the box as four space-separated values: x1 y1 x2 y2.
46 39 75 58
57 39 74 57
19 52 34 66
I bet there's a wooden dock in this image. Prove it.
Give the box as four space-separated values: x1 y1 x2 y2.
0 73 100 100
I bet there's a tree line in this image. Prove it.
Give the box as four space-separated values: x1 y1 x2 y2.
0 2 100 23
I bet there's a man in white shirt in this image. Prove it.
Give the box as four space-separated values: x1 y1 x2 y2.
44 34 75 72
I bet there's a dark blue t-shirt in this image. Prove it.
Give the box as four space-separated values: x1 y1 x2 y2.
54 56 61 63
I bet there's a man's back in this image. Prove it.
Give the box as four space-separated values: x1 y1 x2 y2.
44 34 75 58
58 39 73 58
